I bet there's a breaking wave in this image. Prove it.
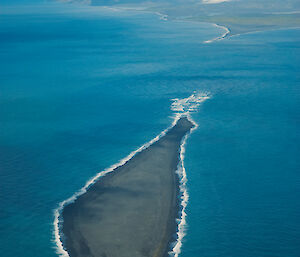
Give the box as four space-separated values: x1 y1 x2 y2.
169 92 210 257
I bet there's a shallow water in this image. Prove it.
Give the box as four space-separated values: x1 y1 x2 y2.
0 2 299 257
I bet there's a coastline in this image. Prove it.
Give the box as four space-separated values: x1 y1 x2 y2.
54 114 198 257
90 6 231 43
105 5 299 43
203 23 230 43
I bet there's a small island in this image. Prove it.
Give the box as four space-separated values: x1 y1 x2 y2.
61 117 194 257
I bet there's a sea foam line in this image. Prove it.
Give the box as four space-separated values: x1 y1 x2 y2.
169 112 198 257
204 23 230 43
228 26 300 39
168 92 210 257
53 92 210 257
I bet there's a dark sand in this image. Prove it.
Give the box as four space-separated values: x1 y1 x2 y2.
61 117 194 257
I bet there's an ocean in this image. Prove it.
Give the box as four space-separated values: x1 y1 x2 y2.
0 1 299 257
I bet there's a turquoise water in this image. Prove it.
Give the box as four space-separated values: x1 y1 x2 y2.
0 2 299 257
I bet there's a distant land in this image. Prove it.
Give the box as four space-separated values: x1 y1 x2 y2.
61 0 300 38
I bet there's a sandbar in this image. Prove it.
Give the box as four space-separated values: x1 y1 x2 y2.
61 116 194 257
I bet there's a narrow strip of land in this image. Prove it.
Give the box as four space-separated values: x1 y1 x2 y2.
61 117 194 257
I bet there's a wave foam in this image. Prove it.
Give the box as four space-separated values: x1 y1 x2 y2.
204 23 230 43
169 92 210 257
168 113 197 257
171 92 210 113
53 92 210 257
202 0 231 4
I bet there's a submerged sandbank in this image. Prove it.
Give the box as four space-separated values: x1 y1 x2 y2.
61 116 194 257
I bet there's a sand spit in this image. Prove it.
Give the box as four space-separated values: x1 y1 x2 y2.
61 117 194 257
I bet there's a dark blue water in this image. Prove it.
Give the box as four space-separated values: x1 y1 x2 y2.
0 2 299 257
182 29 300 257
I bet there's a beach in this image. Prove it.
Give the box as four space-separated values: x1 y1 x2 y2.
61 117 194 257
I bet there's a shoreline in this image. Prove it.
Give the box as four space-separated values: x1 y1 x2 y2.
203 23 230 43
88 5 231 43
100 5 299 43
54 114 197 257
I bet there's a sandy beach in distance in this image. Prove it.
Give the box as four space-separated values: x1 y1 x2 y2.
61 117 194 257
